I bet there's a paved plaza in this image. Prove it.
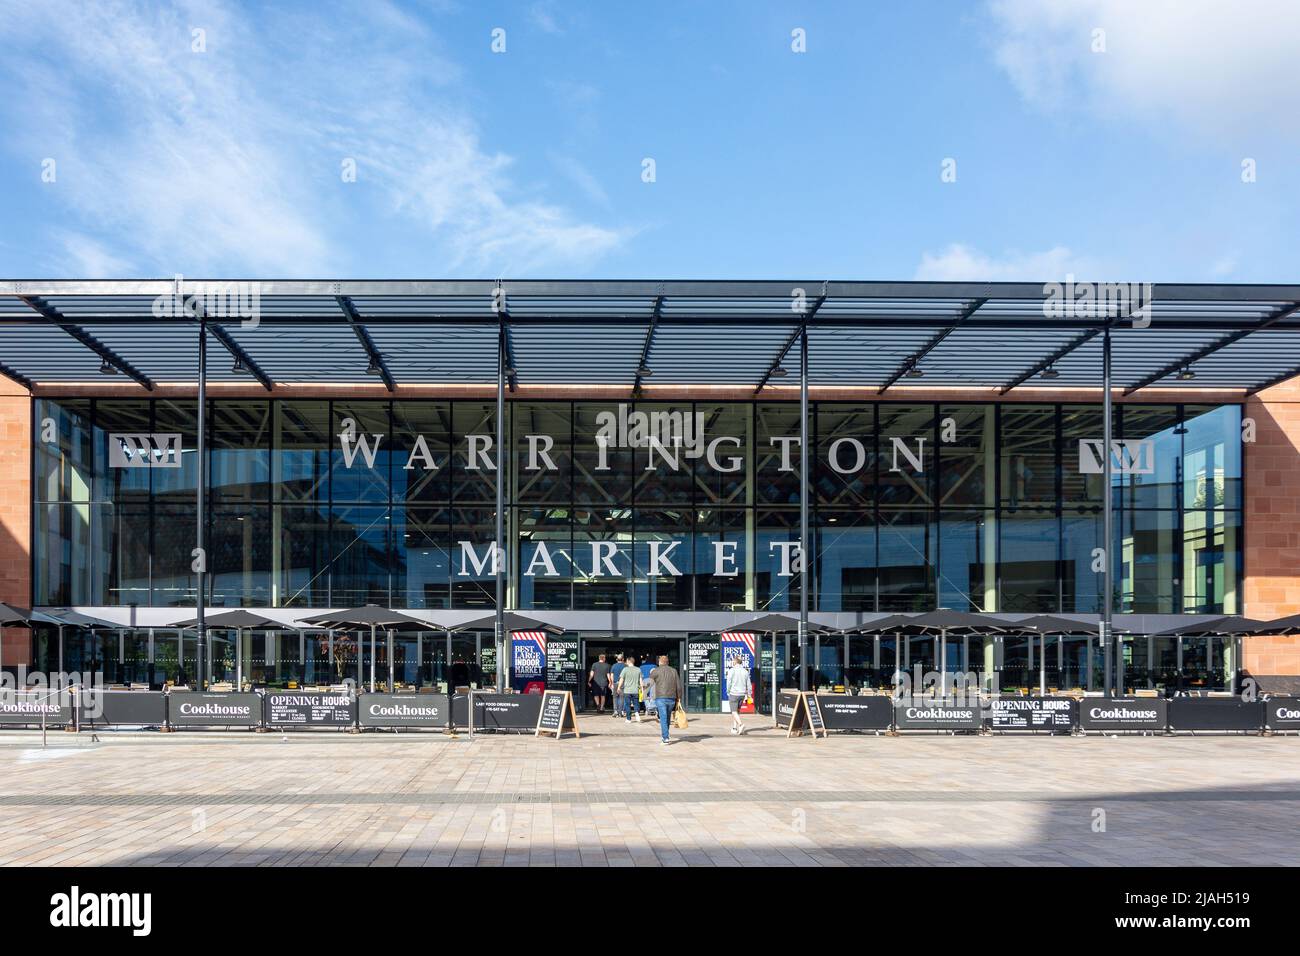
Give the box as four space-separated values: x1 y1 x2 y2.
0 714 1296 867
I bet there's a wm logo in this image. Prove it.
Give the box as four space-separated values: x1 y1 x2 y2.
1078 438 1154 475
108 433 184 469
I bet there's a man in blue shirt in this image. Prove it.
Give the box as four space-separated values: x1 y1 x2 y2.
638 656 655 716
611 654 627 717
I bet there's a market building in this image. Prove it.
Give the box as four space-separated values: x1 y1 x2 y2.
1 279 1298 713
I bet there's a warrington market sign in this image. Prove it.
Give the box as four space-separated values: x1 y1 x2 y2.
330 404 945 580
110 404 1144 581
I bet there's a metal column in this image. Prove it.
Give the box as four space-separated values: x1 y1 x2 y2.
495 320 506 692
798 326 809 692
195 317 208 690
1102 325 1114 697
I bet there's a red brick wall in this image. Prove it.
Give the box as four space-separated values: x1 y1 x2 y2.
0 380 30 665
1243 378 1300 675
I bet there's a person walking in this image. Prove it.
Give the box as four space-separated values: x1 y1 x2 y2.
726 654 753 735
611 653 627 717
647 654 681 745
618 654 642 722
589 654 611 714
639 655 655 718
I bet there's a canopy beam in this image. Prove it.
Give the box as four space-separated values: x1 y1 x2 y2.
337 295 395 391
1123 300 1300 395
878 297 987 392
19 295 155 389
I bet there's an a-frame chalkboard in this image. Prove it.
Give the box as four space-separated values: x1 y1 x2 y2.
785 691 827 739
535 689 581 739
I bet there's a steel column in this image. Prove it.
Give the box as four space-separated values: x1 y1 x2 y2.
495 321 506 692
195 320 207 689
1102 326 1114 697
798 327 809 691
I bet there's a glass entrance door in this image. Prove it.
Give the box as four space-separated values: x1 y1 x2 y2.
578 637 683 711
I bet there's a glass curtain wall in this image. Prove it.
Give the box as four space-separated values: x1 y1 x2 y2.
33 399 1243 615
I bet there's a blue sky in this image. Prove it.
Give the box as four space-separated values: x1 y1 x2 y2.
0 0 1297 281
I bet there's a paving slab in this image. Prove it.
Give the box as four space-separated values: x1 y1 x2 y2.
0 716 1295 866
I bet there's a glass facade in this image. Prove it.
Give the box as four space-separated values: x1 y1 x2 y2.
33 398 1243 615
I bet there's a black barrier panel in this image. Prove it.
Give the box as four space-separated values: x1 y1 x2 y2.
358 694 449 729
989 697 1078 732
1168 698 1264 732
776 691 801 731
0 692 75 726
80 690 167 727
1078 698 1168 731
1266 697 1300 731
894 700 983 731
168 692 262 728
816 695 893 731
452 692 544 730
264 691 356 728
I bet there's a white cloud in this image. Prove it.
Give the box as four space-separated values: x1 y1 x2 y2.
914 243 1100 281
1208 255 1239 279
529 2 564 35
548 152 610 207
57 233 135 276
987 0 1300 138
0 0 332 275
0 0 625 276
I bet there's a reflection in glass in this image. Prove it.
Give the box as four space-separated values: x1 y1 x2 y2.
816 510 874 611
26 397 1244 617
878 508 932 611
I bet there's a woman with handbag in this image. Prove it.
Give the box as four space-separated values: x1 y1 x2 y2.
647 654 682 745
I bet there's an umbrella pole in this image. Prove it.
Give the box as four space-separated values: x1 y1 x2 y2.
770 631 777 726
939 628 946 698
1039 634 1046 696
893 631 901 695
356 629 362 692
236 628 243 690
370 624 376 693
1232 636 1241 695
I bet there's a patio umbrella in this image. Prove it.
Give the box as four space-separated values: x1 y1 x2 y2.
1240 613 1300 635
0 602 31 674
860 610 1013 695
1015 616 1099 696
1153 615 1280 637
1147 616 1280 696
299 605 439 692
450 612 565 634
719 613 831 635
30 608 121 679
720 614 831 704
171 610 310 690
836 616 920 696
451 614 564 692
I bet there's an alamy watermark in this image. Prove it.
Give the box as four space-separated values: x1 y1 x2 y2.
1043 276 1153 328
152 274 263 329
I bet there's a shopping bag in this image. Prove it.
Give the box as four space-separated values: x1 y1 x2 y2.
673 702 689 729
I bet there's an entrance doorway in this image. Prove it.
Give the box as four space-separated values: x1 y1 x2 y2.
579 637 683 712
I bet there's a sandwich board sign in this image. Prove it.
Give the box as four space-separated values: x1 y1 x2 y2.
535 689 580 739
784 691 827 739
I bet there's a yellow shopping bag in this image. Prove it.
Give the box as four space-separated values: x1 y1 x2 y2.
673 702 689 729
